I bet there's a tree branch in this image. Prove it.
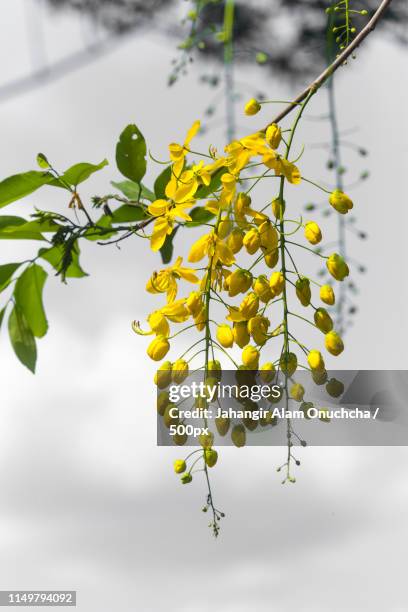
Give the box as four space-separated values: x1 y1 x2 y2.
264 0 393 128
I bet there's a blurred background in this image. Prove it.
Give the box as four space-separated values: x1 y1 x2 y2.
0 1 407 610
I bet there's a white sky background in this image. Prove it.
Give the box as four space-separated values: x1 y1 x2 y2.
0 1 407 610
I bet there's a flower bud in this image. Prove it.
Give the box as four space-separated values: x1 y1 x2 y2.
172 359 189 383
181 472 192 484
216 417 230 436
231 424 246 447
199 431 214 449
248 316 269 345
227 228 244 254
216 324 234 348
312 369 328 385
326 377 344 397
270 271 285 296
174 459 186 474
233 321 250 348
228 269 253 297
218 217 233 239
295 277 311 307
173 432 187 446
235 192 252 216
208 360 222 379
253 274 273 303
259 362 275 382
320 284 335 305
304 221 322 245
204 448 218 467
307 350 325 372
186 291 203 316
329 189 353 214
271 197 285 219
243 227 261 254
259 220 278 252
280 352 297 376
154 361 173 388
266 123 282 149
264 249 279 268
163 405 178 428
157 391 170 416
290 383 305 402
244 98 261 116
327 253 349 281
242 345 260 369
147 335 170 361
314 308 334 333
325 330 344 356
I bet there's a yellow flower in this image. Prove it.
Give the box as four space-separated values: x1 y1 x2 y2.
326 253 349 281
290 383 305 402
263 153 301 184
146 257 198 303
216 324 234 348
329 189 353 214
148 200 193 251
307 350 325 372
325 330 344 356
188 232 235 267
270 271 284 296
242 345 260 369
304 221 322 245
295 277 311 307
314 308 334 333
320 284 335 305
228 269 253 297
248 315 270 345
172 359 189 383
265 123 282 149
148 311 170 336
259 362 275 382
230 292 260 322
174 459 186 474
244 98 261 116
161 299 190 322
233 321 250 348
280 352 297 376
168 120 201 176
253 274 273 303
147 335 170 361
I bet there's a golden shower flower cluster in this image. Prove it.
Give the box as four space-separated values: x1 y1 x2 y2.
132 102 353 526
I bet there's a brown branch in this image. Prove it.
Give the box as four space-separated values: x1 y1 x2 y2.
264 0 393 128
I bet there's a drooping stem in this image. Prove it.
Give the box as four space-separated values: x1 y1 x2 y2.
264 0 392 128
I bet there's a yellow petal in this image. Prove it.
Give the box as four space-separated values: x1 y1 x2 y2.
184 120 201 146
148 199 169 217
150 217 170 252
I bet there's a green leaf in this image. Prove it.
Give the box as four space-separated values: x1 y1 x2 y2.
49 159 109 189
196 167 227 199
116 125 147 184
0 171 52 209
37 153 50 169
154 166 172 199
0 263 21 292
0 307 5 329
160 227 179 264
14 264 48 338
111 204 147 223
39 243 88 279
0 216 59 240
185 206 215 227
111 180 154 202
8 305 37 373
